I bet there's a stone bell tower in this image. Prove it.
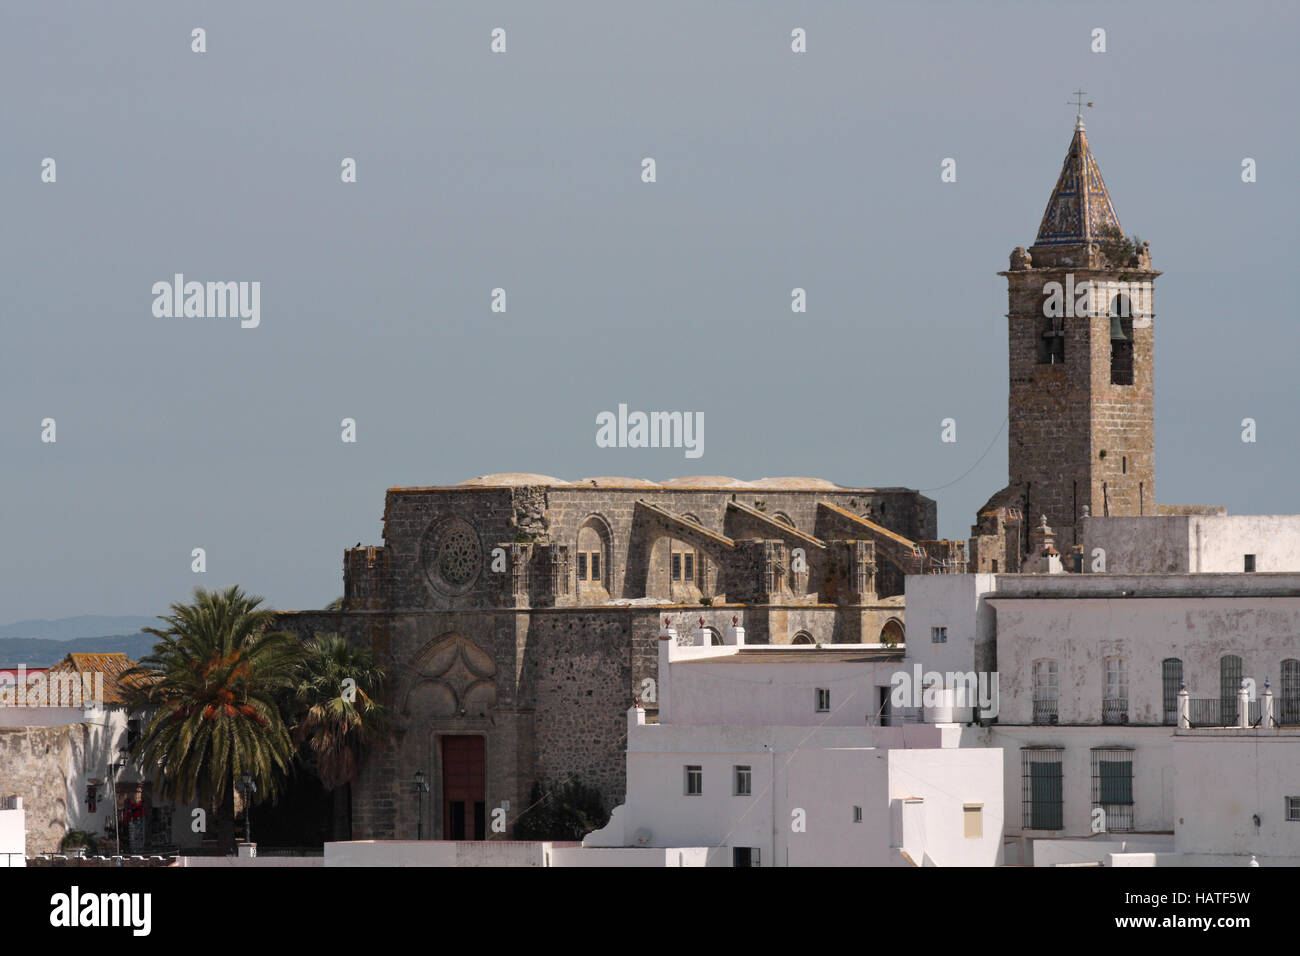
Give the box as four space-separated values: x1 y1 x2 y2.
973 112 1159 566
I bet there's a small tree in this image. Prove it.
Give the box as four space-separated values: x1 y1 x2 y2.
60 830 102 856
513 779 609 841
1094 223 1144 270
288 633 386 839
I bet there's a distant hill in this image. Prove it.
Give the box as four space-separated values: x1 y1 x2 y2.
0 615 157 641
0 633 161 668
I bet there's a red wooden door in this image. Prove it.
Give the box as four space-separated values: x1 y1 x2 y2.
441 735 485 840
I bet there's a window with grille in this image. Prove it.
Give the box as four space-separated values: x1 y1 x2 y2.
1282 660 1300 726
1104 656 1128 723
576 553 588 580
1162 658 1183 725
1244 554 1256 572
852 806 863 823
1287 796 1300 822
1091 748 1134 832
684 765 702 795
1022 749 1063 830
1221 655 1243 725
815 688 830 712
1033 660 1059 724
931 626 947 644
734 765 751 796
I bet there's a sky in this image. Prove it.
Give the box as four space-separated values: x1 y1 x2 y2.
3 1 1297 622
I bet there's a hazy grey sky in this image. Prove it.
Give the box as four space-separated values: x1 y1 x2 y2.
3 1 1297 621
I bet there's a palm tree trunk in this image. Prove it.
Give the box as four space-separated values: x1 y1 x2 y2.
331 784 351 841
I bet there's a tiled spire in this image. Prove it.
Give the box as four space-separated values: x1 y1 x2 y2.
1033 117 1123 246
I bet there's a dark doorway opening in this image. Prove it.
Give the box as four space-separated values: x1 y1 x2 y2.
442 735 486 840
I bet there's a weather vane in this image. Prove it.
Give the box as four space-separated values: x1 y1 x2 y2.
1068 89 1094 121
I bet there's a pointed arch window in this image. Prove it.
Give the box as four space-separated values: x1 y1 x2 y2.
1109 295 1134 385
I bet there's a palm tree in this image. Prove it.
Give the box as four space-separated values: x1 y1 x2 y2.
290 633 386 839
124 585 303 850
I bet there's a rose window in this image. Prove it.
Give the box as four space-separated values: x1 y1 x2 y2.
437 527 480 585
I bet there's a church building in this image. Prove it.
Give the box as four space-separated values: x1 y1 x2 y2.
279 476 965 840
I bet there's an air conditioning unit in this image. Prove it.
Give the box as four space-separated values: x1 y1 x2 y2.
1049 714 1059 725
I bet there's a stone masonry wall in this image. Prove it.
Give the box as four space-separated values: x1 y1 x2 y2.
0 724 80 855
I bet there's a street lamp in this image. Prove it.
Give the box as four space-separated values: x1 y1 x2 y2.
237 772 258 845
109 746 129 857
413 770 429 840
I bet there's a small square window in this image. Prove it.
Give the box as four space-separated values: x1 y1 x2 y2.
1287 796 1300 822
815 688 831 712
963 804 983 838
734 765 751 796
932 626 948 644
1244 554 1256 573
852 806 863 823
684 765 702 795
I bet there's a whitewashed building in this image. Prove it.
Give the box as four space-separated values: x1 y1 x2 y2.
901 525 1300 866
581 622 1005 866
0 653 195 857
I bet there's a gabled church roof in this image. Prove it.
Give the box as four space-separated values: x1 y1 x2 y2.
1033 118 1123 246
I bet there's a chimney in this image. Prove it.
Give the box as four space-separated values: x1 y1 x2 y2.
657 618 676 724
1027 515 1062 573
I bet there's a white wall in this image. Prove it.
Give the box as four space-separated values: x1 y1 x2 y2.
550 846 710 867
990 593 1300 726
900 574 1000 722
665 656 900 727
1033 836 1173 867
984 726 1175 844
1083 515 1300 574
1174 732 1300 861
0 807 25 867
887 748 1004 866
326 840 548 867
587 719 1001 866
903 574 997 676
175 855 323 867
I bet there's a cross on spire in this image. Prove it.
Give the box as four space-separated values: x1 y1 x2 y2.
1068 89 1094 128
